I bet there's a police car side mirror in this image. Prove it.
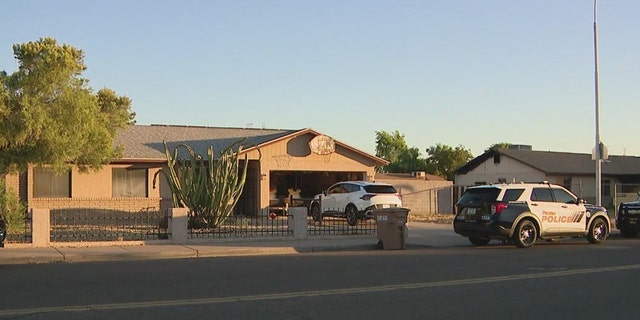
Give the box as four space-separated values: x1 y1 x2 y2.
576 198 585 205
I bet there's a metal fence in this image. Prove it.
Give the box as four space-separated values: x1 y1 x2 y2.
188 214 293 239
50 208 169 242
307 216 376 236
6 212 32 244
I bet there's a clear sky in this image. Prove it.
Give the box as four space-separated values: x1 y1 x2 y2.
2 0 638 157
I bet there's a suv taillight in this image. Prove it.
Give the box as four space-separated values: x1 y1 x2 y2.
360 194 375 201
491 202 508 214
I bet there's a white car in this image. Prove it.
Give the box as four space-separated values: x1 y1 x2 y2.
309 181 403 226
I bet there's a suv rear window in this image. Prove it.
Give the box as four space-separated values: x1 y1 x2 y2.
502 188 525 201
457 187 501 205
363 185 397 194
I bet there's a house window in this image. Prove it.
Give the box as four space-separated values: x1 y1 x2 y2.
493 154 501 164
112 168 148 197
563 177 572 190
497 178 507 184
33 167 71 198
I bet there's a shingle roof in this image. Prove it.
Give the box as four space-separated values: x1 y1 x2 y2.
114 124 299 160
455 149 640 176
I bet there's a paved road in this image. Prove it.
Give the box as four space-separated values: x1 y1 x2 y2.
1 227 639 319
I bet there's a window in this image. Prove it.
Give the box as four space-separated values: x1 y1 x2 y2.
562 177 572 190
502 189 525 202
33 167 71 198
497 178 507 184
112 168 148 197
531 188 554 202
552 188 577 204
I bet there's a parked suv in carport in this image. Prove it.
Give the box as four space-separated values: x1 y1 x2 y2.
309 181 402 226
454 182 610 248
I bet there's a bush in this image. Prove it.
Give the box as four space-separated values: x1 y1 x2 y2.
0 181 26 233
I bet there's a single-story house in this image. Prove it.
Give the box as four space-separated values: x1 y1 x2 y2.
6 124 392 215
454 145 640 208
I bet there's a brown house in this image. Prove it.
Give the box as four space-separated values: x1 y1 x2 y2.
13 124 389 215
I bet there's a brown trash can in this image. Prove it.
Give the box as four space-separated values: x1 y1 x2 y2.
374 207 410 250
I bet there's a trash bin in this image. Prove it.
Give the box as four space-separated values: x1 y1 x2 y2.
374 207 410 250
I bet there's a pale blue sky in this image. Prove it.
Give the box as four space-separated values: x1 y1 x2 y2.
2 0 638 157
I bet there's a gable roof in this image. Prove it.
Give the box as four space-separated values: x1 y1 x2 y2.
114 124 388 165
455 149 640 176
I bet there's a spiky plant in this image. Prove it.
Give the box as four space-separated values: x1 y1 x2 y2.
153 139 258 228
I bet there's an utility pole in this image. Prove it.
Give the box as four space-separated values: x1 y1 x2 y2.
593 0 602 206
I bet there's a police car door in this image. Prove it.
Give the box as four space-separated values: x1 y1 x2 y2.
530 187 575 234
550 187 585 232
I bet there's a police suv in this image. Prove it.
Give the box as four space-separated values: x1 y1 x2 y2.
617 192 640 238
454 182 610 248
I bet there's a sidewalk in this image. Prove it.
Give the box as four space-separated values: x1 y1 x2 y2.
0 222 465 265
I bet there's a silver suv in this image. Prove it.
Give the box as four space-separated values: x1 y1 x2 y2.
454 182 610 248
309 181 402 226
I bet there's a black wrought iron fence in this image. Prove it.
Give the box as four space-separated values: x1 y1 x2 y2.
6 211 32 244
188 214 293 239
307 216 376 236
50 208 170 242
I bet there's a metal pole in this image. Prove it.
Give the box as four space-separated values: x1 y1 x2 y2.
593 0 602 206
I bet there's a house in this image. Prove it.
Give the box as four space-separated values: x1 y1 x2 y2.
454 145 640 209
8 124 390 216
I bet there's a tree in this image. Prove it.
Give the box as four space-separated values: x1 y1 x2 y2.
485 142 511 153
0 38 134 175
375 130 408 172
425 144 473 181
385 147 427 173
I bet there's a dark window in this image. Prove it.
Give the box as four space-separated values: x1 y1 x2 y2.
562 177 572 190
497 178 507 184
531 188 554 202
552 188 577 204
33 167 71 198
344 183 361 193
112 168 148 197
328 183 348 194
502 189 525 201
363 185 397 194
457 187 501 206
493 154 500 164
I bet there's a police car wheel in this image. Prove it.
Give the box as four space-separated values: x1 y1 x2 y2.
587 218 608 244
513 219 537 248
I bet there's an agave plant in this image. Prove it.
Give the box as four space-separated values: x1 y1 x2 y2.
153 139 258 229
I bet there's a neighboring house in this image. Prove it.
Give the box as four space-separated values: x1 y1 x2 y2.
8 124 390 216
375 172 453 215
454 145 640 208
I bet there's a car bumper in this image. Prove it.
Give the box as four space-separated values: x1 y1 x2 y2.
453 220 512 240
617 217 640 231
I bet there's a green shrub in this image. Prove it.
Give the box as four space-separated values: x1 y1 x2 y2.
0 181 27 232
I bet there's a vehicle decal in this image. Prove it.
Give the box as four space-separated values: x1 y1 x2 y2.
541 211 584 223
572 213 584 223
